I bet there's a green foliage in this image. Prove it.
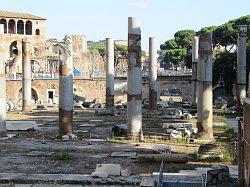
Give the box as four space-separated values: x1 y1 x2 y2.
160 30 195 68
115 44 128 58
89 45 105 55
213 51 236 96
221 148 235 162
53 150 71 160
174 30 196 48
197 26 217 35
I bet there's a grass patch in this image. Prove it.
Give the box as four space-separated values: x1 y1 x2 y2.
53 150 71 160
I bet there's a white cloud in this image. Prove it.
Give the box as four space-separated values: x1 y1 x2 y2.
129 1 150 9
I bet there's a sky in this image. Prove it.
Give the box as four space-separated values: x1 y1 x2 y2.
0 0 249 50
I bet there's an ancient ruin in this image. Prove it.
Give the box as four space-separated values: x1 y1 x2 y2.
148 37 157 111
197 32 213 140
127 17 142 141
0 7 249 187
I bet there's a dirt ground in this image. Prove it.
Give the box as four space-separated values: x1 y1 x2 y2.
0 107 230 176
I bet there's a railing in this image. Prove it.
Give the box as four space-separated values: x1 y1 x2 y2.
5 69 192 80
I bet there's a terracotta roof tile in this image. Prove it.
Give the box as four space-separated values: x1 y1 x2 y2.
0 10 46 20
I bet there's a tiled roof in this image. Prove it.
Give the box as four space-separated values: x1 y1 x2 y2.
0 10 46 20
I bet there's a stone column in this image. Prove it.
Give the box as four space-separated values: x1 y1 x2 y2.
236 25 247 110
59 36 74 136
127 17 142 141
197 32 213 140
105 38 114 108
191 36 199 108
148 37 157 111
22 39 32 112
0 43 6 134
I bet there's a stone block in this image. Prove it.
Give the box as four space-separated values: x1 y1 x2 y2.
91 171 108 178
111 152 137 157
6 121 36 131
121 167 131 176
95 164 121 176
140 177 154 186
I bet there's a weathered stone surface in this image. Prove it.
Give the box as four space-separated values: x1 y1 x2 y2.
140 177 154 186
121 167 132 177
111 152 137 157
95 164 121 176
91 171 108 178
26 151 55 157
6 121 36 131
152 144 171 154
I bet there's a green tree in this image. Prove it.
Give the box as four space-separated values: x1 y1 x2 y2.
89 45 105 56
160 30 195 69
174 30 196 48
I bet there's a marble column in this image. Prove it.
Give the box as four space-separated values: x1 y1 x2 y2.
127 17 142 141
197 32 213 140
236 25 247 110
59 36 74 136
105 38 115 109
22 39 32 112
148 37 157 111
191 36 199 108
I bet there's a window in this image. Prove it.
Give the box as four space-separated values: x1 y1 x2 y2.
17 20 24 34
25 20 32 35
35 29 40 35
0 19 7 33
8 19 16 34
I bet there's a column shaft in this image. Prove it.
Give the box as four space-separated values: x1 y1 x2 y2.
127 17 142 141
148 37 157 111
106 38 114 108
22 39 32 112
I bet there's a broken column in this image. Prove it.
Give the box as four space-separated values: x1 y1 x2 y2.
22 39 32 112
127 17 142 141
105 38 115 109
148 37 158 111
59 36 74 136
0 43 6 134
197 32 213 139
191 36 199 108
236 25 247 110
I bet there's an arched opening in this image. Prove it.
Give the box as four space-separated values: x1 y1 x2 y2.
18 88 38 103
9 41 18 58
17 20 24 34
35 29 40 35
8 19 16 34
0 19 7 33
25 20 32 35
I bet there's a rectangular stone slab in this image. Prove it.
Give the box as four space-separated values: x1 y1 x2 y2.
95 164 121 176
111 152 137 157
6 121 36 131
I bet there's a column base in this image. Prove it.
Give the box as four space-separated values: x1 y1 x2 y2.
127 131 143 142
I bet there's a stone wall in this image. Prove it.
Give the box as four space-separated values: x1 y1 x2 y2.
6 76 192 104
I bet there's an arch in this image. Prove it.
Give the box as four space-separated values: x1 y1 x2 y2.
9 41 18 58
17 20 24 34
18 88 38 102
0 18 7 33
25 20 32 35
8 19 16 34
35 29 40 35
